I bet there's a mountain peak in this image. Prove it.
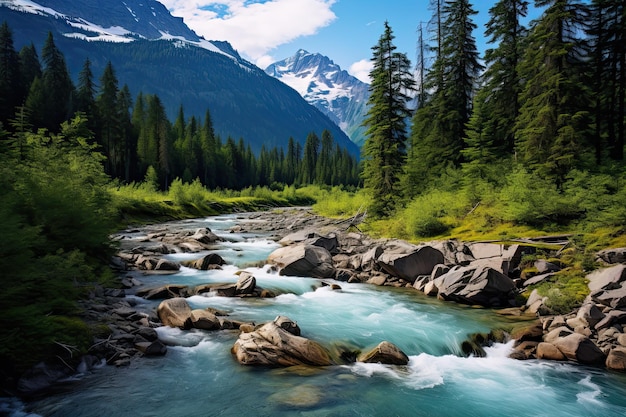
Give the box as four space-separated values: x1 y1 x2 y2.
265 50 370 147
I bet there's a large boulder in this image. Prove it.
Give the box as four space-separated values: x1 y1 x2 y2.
586 264 626 309
268 244 335 278
553 333 606 365
279 230 338 254
231 316 333 367
182 253 226 270
606 347 626 372
433 265 517 307
376 245 444 283
157 298 192 328
357 341 409 365
235 271 256 295
184 309 221 330
136 284 189 300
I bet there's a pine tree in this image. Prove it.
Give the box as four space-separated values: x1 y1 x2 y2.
587 0 625 162
515 0 591 185
96 61 120 176
0 22 22 126
38 32 74 131
361 22 415 217
18 43 41 96
480 0 529 155
300 132 320 185
117 84 135 181
406 1 482 196
75 58 97 135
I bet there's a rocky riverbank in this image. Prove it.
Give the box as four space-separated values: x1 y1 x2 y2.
14 208 626 396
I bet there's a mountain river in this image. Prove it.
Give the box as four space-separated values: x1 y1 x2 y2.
5 214 626 416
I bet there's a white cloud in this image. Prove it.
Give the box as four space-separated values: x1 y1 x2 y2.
349 59 373 84
255 54 276 70
160 0 337 62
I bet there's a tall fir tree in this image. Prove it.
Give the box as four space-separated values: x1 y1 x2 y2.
75 58 97 135
18 43 41 94
0 22 22 127
361 22 415 217
96 61 120 176
38 32 74 131
406 0 482 195
515 0 591 186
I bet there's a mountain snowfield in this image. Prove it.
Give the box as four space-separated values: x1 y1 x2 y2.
266 50 370 147
1 0 247 64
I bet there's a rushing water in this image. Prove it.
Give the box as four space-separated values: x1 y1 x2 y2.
7 215 626 416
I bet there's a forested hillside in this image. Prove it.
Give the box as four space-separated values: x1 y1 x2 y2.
0 6 359 157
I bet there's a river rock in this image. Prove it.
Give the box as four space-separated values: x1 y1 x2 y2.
231 316 333 367
235 271 256 295
576 302 605 329
155 258 180 271
136 284 189 300
184 309 221 330
17 360 75 396
157 298 192 328
134 340 167 356
268 244 335 278
536 342 566 361
182 253 226 270
357 341 409 365
553 333 606 365
376 244 444 283
433 265 517 307
586 264 626 308
606 347 626 371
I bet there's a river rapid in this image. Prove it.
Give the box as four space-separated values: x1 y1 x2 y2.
8 214 626 416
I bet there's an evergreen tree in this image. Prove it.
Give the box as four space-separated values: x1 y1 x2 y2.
515 0 591 185
587 0 625 162
117 84 135 181
18 43 41 96
96 61 120 176
199 109 217 188
361 22 415 217
315 130 333 184
406 0 482 195
479 0 529 156
75 58 97 134
38 32 74 131
284 136 298 185
0 22 22 126
300 131 320 185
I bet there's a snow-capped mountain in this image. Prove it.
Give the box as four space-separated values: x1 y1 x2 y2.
1 0 248 64
266 50 370 147
1 1 359 156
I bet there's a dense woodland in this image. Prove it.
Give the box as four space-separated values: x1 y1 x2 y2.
0 27 360 190
363 0 626 233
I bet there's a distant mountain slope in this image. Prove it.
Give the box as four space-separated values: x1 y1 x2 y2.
266 50 370 147
0 1 358 156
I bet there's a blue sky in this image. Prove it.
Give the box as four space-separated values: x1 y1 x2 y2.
160 1 540 82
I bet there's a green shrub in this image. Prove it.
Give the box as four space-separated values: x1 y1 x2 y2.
401 189 469 238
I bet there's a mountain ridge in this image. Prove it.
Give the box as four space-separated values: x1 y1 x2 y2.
0 0 359 156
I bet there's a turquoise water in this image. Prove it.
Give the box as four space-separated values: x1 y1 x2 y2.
12 215 626 416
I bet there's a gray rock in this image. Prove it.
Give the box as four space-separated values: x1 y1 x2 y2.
535 260 561 274
434 265 517 307
184 309 221 330
606 347 626 371
377 245 444 283
268 244 335 278
596 248 626 264
135 340 167 356
587 264 626 309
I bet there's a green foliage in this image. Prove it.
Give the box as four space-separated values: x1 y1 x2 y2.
0 115 115 372
401 189 470 238
533 268 589 314
312 187 371 218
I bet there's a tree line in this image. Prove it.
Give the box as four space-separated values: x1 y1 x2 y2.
0 23 360 190
363 0 626 218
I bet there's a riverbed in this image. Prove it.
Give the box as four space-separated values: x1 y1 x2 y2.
12 213 626 416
